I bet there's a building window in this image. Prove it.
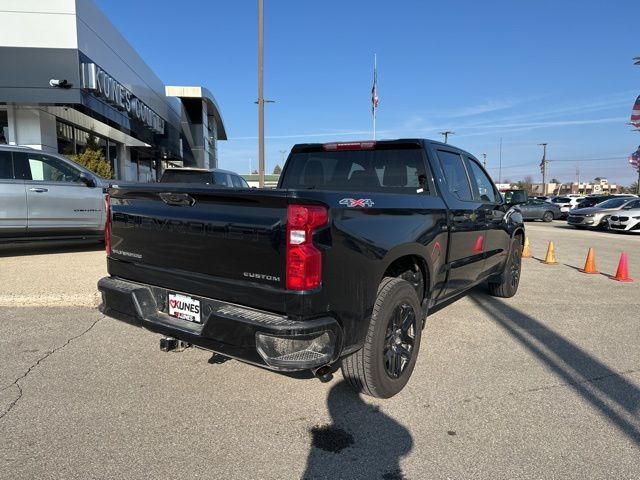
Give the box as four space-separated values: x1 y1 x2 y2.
56 120 121 178
56 121 75 155
0 110 8 144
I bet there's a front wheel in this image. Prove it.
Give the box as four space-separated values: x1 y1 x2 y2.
488 236 522 298
341 277 423 398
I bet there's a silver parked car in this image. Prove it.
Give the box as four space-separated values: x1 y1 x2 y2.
567 197 640 230
518 198 561 222
0 145 107 242
608 205 640 233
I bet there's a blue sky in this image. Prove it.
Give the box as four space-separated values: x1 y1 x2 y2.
95 0 640 186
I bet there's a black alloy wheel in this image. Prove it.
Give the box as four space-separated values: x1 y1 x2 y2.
383 303 416 379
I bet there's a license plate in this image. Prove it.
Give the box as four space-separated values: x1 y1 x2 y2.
168 293 201 323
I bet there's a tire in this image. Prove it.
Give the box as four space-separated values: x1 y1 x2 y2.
341 277 423 398
597 216 610 230
488 236 522 298
542 211 554 222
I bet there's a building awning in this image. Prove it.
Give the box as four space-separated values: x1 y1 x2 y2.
165 86 227 140
44 106 151 147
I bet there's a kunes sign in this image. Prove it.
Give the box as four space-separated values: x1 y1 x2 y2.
80 62 165 134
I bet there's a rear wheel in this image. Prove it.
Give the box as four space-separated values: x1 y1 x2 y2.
542 211 554 222
488 236 522 298
341 277 423 398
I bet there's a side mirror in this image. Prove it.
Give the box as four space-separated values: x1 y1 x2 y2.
79 173 96 188
504 189 528 206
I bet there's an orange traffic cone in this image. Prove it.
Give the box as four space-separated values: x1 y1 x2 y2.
611 252 633 282
543 241 558 265
522 236 532 258
473 235 484 253
579 248 599 274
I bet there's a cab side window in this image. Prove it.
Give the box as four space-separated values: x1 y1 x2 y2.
465 157 499 203
21 153 82 183
436 150 473 201
0 151 13 179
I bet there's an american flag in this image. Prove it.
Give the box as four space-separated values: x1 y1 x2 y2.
371 61 379 116
630 146 640 172
631 95 640 128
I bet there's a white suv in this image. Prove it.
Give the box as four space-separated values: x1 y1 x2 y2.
547 196 584 218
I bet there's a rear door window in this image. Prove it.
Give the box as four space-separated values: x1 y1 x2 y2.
0 151 13 179
231 175 245 188
213 172 230 187
280 147 432 193
436 150 473 201
18 153 82 183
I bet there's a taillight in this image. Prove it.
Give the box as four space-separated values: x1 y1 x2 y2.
286 204 328 290
104 194 112 256
322 141 376 151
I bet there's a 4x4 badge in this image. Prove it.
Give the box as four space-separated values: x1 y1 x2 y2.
339 198 374 208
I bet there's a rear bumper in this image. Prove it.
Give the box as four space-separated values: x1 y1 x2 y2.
97 276 343 371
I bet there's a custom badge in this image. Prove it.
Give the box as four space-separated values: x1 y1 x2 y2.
339 198 375 208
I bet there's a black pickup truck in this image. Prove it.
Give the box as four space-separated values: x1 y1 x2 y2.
98 139 526 398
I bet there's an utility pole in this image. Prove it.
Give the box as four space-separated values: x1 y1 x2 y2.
498 137 503 184
439 131 455 144
482 153 487 168
257 0 265 187
538 143 548 195
575 162 580 192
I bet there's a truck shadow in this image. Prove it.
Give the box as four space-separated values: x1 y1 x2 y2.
302 381 412 480
0 240 103 258
468 294 640 446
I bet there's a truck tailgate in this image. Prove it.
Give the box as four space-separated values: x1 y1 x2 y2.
108 186 293 308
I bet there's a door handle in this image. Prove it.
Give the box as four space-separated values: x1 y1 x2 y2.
29 188 48 193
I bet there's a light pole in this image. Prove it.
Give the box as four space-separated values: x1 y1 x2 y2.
482 153 487 168
538 143 548 195
439 131 455 144
279 149 286 166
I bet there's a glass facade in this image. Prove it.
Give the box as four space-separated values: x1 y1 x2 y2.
56 120 120 178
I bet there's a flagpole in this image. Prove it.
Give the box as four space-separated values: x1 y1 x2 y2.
373 53 377 140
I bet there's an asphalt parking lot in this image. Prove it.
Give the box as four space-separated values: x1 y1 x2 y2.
1 224 639 480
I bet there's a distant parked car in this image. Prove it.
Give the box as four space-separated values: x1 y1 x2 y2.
568 197 640 230
576 194 636 210
159 168 250 188
519 198 561 222
607 204 640 233
0 145 107 243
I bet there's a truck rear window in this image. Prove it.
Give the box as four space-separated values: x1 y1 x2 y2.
280 148 430 193
160 170 212 183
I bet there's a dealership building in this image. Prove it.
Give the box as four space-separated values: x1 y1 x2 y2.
0 0 226 182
